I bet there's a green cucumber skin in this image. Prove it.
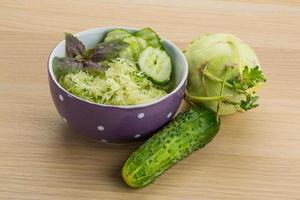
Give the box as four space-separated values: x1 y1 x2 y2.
134 28 163 48
122 106 220 188
103 29 131 42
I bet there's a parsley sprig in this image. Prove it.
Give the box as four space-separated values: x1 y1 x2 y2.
199 64 266 112
227 66 266 111
230 66 266 91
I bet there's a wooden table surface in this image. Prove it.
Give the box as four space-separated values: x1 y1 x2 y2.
1 0 300 199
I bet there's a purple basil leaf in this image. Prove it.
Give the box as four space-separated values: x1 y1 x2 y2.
65 33 86 57
83 48 94 59
52 57 83 79
90 40 128 62
82 61 105 72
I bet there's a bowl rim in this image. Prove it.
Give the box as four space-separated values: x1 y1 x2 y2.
48 26 188 109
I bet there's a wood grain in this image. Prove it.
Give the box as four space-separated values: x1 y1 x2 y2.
1 0 300 199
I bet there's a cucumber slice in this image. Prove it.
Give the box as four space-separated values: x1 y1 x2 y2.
119 48 135 61
120 36 149 61
104 29 131 42
135 28 162 48
136 37 148 50
138 47 172 84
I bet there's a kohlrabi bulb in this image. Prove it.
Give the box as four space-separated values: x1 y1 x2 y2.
184 33 266 115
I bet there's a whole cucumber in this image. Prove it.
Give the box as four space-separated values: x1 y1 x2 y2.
122 106 220 188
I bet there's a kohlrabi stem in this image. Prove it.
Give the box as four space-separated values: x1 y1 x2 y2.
203 70 233 89
186 92 231 102
216 67 231 120
244 82 265 94
203 69 258 95
228 40 243 79
200 63 209 96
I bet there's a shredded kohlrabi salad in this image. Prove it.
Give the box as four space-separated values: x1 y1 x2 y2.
53 28 172 106
59 58 167 105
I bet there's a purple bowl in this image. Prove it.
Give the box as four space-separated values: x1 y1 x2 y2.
48 27 188 143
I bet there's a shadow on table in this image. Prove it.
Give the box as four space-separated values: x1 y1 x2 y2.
44 112 261 192
53 122 141 189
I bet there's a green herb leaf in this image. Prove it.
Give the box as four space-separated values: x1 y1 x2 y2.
239 94 259 111
225 66 266 111
243 66 266 88
230 66 266 92
65 33 86 57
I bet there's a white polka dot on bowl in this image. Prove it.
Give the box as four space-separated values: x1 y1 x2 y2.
59 94 64 101
134 134 141 139
167 112 172 119
137 113 145 119
97 125 105 131
101 139 107 143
